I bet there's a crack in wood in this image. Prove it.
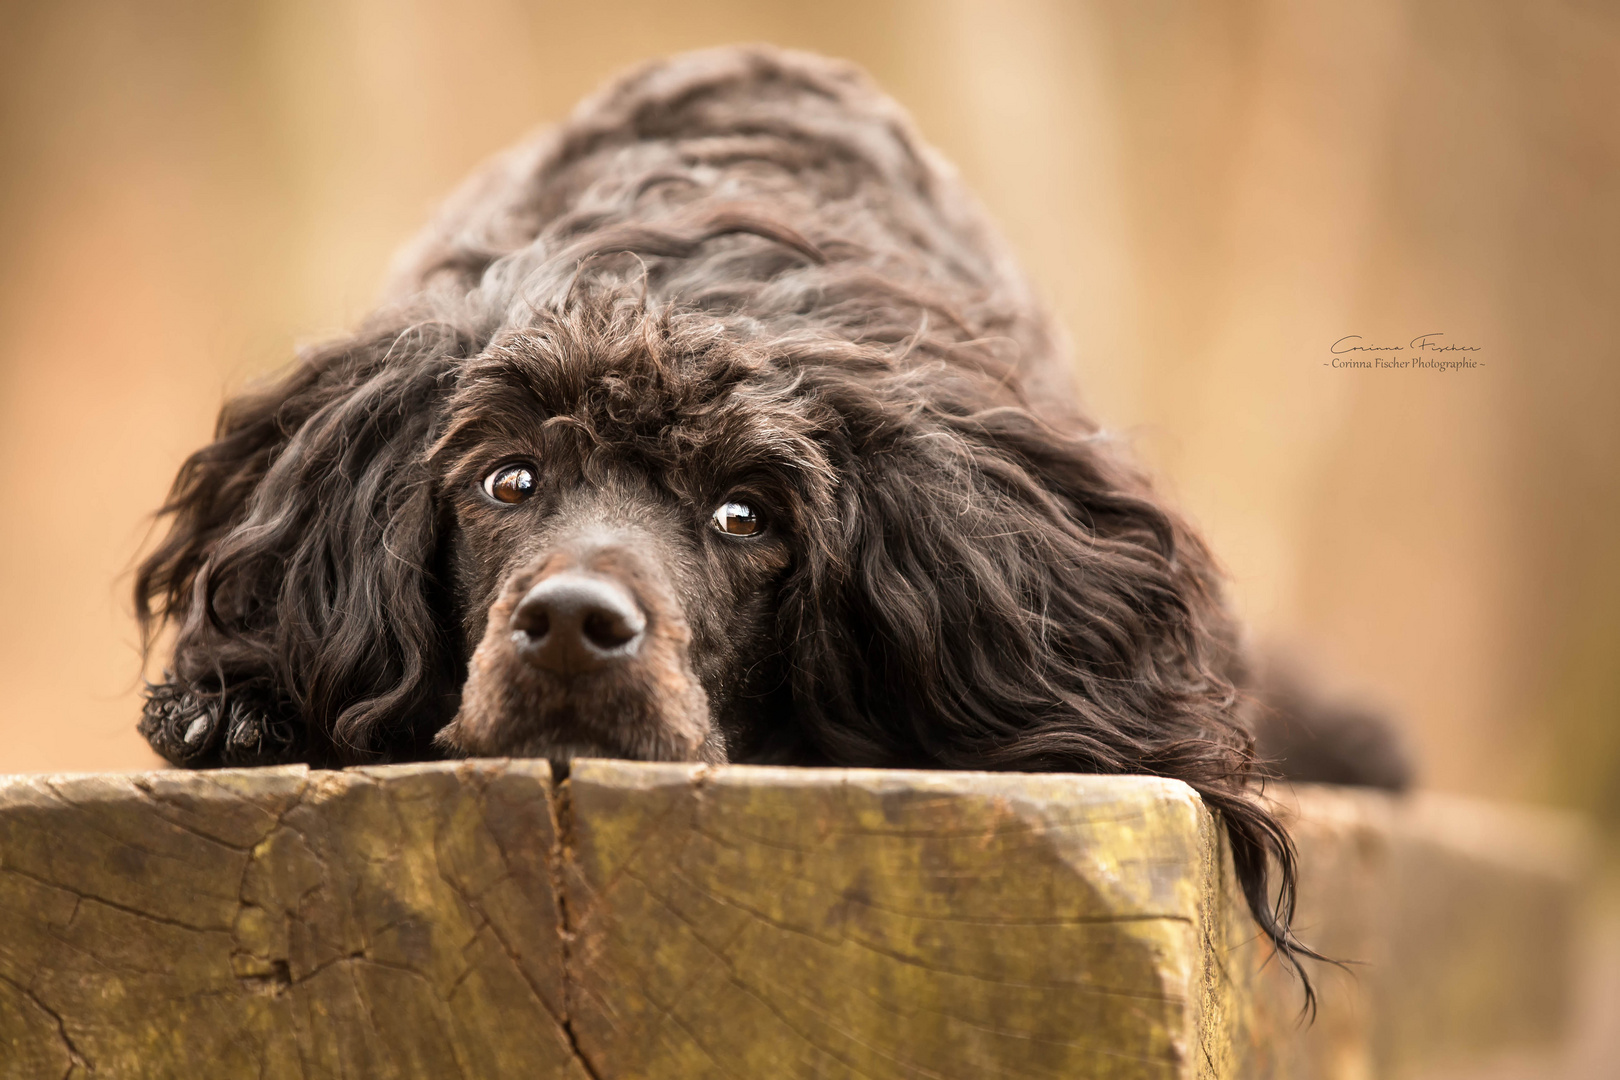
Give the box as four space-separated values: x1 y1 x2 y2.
0 970 89 1079
548 761 608 1080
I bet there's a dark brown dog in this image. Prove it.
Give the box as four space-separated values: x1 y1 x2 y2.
138 45 1399 998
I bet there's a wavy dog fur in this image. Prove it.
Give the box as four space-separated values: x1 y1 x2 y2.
137 46 1331 1002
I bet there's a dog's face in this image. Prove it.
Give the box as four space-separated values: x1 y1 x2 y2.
429 313 833 764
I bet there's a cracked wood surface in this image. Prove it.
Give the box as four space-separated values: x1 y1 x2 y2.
0 761 583 1079
0 760 1586 1079
560 763 1226 1080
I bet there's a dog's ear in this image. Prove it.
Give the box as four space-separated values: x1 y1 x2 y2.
136 321 469 767
783 397 1325 1006
790 403 1244 770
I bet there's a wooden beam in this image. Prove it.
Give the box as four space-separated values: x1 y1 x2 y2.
0 761 1583 1078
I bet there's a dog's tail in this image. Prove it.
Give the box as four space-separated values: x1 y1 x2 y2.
1247 655 1415 791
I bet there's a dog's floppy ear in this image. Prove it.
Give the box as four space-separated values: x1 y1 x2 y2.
784 393 1325 1006
789 400 1245 768
136 321 469 767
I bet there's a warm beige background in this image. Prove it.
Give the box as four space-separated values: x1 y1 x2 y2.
2 1 1616 842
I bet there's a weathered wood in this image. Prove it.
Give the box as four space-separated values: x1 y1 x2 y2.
1241 787 1587 1080
0 761 1584 1079
560 762 1230 1079
0 762 581 1079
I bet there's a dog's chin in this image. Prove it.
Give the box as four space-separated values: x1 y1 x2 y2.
433 722 623 762
434 720 722 765
433 682 728 766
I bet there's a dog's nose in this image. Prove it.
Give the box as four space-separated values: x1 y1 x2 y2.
510 573 646 673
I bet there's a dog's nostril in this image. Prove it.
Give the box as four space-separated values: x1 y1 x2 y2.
512 607 550 640
582 609 637 650
510 573 646 673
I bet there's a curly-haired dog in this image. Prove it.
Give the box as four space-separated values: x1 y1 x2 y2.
138 45 1403 996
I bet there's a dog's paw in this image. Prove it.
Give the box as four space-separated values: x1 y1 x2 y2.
140 681 303 767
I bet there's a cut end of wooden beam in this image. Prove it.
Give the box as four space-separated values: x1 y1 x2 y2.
561 761 1220 1079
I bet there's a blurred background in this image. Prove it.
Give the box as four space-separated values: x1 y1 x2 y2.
0 0 1615 1071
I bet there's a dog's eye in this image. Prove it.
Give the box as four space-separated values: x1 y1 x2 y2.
483 463 537 505
711 500 762 537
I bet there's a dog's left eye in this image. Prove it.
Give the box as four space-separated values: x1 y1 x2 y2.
711 500 763 537
483 463 537 504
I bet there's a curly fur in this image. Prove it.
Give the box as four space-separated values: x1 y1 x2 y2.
136 45 1336 1003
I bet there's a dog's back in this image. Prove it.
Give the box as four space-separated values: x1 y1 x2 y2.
383 46 1077 414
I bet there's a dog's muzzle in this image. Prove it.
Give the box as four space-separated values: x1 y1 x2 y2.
437 539 721 764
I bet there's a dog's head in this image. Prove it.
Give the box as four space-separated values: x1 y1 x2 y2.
426 303 836 764
137 282 1244 785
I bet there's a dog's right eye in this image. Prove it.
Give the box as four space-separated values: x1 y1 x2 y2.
483 463 537 504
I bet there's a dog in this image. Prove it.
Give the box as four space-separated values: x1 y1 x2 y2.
137 45 1402 999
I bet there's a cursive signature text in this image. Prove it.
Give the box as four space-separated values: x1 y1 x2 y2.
1326 333 1484 371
